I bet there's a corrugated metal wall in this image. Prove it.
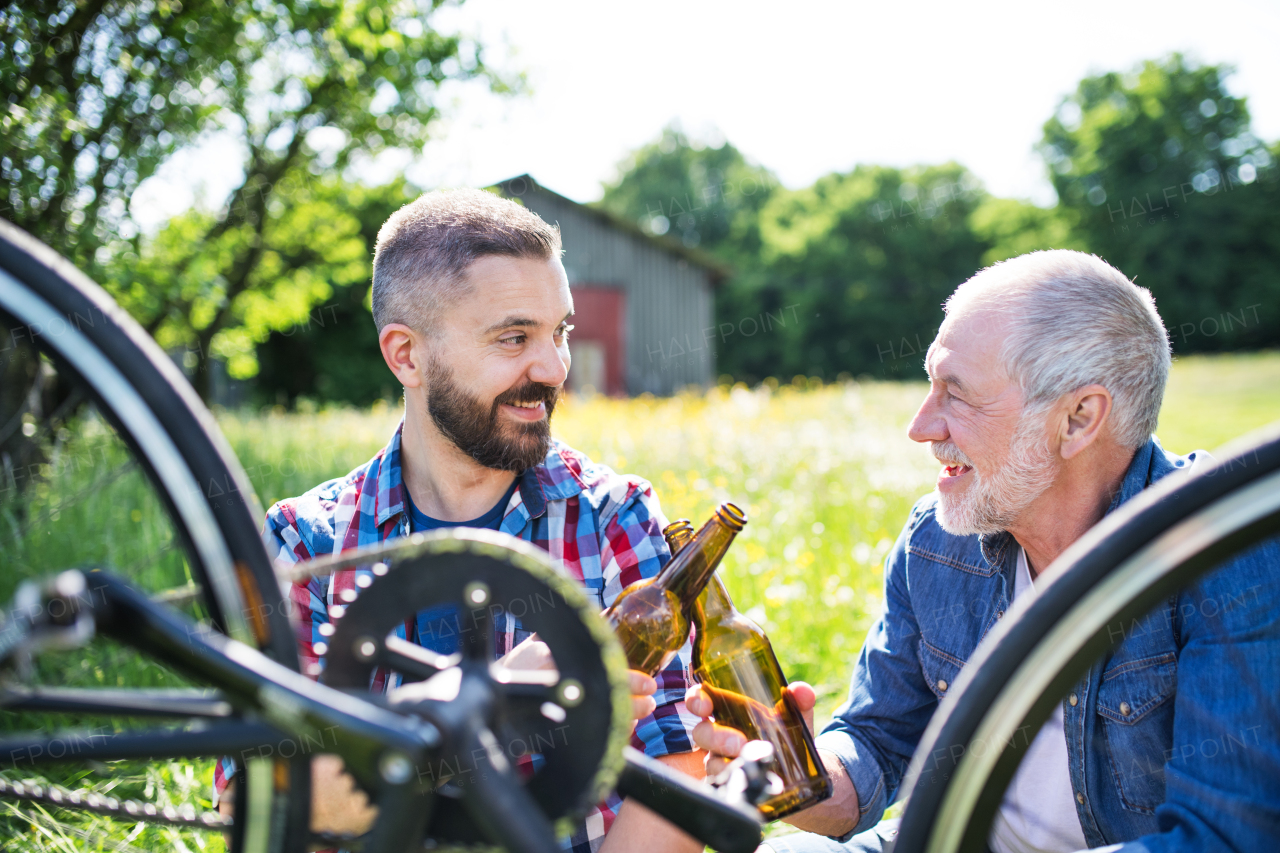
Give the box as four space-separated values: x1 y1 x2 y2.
506 185 716 395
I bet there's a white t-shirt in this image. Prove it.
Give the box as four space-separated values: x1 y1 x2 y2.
988 548 1091 853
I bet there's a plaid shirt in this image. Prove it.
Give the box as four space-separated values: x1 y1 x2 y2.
215 422 697 852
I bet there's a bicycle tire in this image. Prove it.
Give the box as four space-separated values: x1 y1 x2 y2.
895 425 1280 853
0 219 308 853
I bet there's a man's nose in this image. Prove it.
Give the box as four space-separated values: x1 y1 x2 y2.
527 338 569 388
907 393 948 444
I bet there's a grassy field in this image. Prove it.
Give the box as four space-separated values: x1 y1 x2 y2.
223 379 938 704
221 351 1280 718
1152 350 1280 452
2 351 1277 850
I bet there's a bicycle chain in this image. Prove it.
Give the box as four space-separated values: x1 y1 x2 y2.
0 776 230 830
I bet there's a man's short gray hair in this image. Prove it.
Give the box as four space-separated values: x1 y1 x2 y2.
944 250 1171 450
372 188 562 333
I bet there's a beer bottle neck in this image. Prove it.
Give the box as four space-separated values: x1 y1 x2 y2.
700 574 736 618
660 504 742 604
658 516 739 606
663 520 695 557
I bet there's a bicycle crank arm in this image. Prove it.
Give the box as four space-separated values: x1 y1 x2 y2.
617 747 763 853
73 571 439 799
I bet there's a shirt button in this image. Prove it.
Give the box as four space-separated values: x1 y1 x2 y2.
937 679 948 692
1076 792 1085 805
1069 693 1079 706
1119 701 1132 716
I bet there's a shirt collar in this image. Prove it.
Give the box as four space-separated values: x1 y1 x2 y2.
515 466 547 519
1106 437 1158 513
372 421 588 529
374 421 408 528
978 529 1013 569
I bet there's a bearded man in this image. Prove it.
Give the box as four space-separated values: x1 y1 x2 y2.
215 189 706 853
689 250 1280 852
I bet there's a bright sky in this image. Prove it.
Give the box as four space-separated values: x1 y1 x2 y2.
134 0 1280 226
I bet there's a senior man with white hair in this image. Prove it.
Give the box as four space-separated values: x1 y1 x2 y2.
688 249 1280 852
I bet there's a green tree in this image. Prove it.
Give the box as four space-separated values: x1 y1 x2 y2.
598 125 777 264
253 178 417 406
2 0 511 398
969 196 1083 266
1 0 230 268
110 173 378 388
1042 54 1280 352
732 163 991 381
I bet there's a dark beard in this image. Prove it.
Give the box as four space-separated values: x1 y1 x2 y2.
425 358 560 473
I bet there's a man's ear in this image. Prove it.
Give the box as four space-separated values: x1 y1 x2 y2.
1058 384 1112 460
379 323 424 389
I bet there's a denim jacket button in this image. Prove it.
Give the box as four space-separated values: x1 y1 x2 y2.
996 610 1004 619
937 679 948 692
1119 701 1132 716
1076 792 1085 805
1068 693 1078 706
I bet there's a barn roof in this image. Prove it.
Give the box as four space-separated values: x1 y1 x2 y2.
493 174 733 284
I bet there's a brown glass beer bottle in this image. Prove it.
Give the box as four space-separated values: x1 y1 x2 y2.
665 520 833 820
604 503 746 675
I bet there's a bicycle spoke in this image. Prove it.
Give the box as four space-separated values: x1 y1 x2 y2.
0 721 290 764
460 724 559 853
150 583 202 607
492 669 563 721
488 669 583 760
491 667 560 701
377 635 460 683
1 687 233 719
458 600 493 661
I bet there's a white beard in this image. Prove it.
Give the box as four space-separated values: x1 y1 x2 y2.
933 410 1059 536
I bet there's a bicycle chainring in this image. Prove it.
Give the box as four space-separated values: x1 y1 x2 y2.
316 529 632 845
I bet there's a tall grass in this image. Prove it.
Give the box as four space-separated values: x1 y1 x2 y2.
1 352 1277 850
0 410 222 852
218 352 1280 716
222 379 939 712
1156 351 1280 453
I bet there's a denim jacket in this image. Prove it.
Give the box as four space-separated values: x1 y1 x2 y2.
815 437 1280 851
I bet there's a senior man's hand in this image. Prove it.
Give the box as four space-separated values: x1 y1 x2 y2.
685 680 861 836
685 681 817 775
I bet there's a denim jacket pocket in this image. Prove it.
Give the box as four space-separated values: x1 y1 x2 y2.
1096 654 1177 815
918 640 965 700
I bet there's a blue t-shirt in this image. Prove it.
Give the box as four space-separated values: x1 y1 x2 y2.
405 479 518 533
404 480 519 654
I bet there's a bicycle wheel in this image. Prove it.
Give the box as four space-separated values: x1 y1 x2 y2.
0 220 306 853
895 426 1280 853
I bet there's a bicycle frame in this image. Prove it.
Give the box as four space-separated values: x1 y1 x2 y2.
0 569 765 853
3 571 433 851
